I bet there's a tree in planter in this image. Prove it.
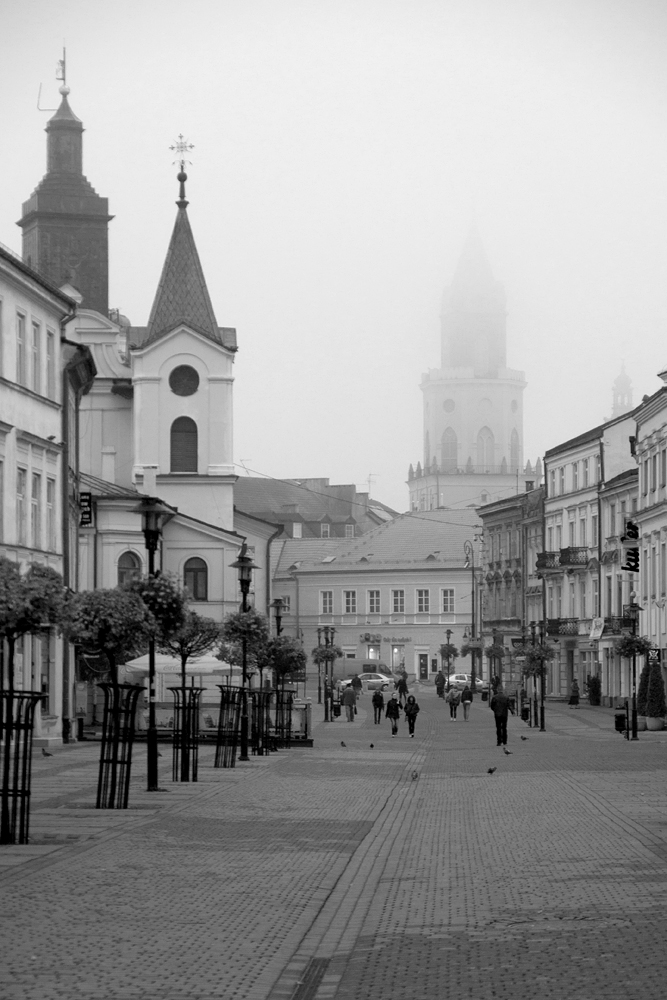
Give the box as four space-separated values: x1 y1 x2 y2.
270 636 308 692
124 573 187 645
636 663 650 717
0 559 67 843
439 643 459 677
158 611 220 781
645 656 667 720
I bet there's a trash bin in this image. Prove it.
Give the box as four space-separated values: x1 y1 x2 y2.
614 711 627 733
481 690 488 702
333 704 341 718
521 704 530 722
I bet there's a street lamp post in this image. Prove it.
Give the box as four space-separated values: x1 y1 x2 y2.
231 542 259 762
136 497 173 792
322 625 337 721
445 628 452 677
463 540 477 698
316 627 323 704
270 597 284 636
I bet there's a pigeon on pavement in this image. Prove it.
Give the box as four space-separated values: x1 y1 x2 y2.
520 736 529 741
340 741 347 747
487 767 497 774
411 771 419 780
369 744 374 748
503 748 513 755
41 748 53 757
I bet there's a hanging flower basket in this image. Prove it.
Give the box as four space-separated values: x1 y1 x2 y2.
614 634 652 659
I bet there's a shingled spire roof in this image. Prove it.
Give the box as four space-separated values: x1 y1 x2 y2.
141 168 228 348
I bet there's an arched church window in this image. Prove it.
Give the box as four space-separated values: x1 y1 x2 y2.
117 550 142 587
510 429 520 472
169 365 200 396
170 417 198 472
184 557 208 601
441 428 457 472
477 427 494 471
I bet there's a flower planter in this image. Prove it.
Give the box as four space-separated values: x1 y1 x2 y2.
646 716 665 732
637 716 647 732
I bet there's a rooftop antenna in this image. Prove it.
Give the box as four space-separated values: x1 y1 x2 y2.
37 46 67 112
366 473 377 496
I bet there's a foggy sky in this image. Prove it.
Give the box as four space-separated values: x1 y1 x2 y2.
3 0 667 512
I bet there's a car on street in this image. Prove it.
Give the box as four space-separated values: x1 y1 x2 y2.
339 671 394 692
447 673 485 693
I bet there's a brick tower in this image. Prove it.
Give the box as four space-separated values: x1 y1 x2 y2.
18 82 112 315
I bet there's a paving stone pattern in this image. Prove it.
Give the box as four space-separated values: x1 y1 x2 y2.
2 694 667 999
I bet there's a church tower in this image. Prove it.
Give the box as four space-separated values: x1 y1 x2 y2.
18 81 112 314
408 229 536 510
611 364 633 418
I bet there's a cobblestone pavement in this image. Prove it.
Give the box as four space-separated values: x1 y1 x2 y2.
2 691 667 999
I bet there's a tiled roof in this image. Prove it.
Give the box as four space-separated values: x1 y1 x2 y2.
234 477 394 524
291 509 481 572
139 204 233 349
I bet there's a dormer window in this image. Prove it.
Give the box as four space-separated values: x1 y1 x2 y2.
321 523 330 538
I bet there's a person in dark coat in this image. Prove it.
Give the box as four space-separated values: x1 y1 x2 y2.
340 685 357 722
434 671 446 698
371 688 385 724
489 687 513 746
386 692 402 736
569 679 580 708
461 685 473 721
404 695 420 737
351 675 363 699
395 674 409 706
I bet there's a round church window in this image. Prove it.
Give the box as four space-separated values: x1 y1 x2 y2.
169 365 200 396
443 399 455 412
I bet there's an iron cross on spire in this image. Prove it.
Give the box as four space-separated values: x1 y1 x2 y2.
169 134 195 205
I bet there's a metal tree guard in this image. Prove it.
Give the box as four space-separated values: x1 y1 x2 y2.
214 684 243 768
96 683 144 809
169 685 204 781
0 690 43 844
251 690 274 755
274 689 294 747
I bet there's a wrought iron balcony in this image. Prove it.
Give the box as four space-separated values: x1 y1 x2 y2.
536 551 560 571
559 547 589 567
546 617 579 636
603 616 634 635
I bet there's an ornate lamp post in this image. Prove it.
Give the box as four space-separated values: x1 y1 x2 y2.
270 598 285 636
323 625 337 721
136 496 174 792
445 628 453 677
463 540 477 698
316 627 323 704
231 542 259 762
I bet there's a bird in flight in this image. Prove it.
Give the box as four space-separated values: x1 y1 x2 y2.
487 767 497 774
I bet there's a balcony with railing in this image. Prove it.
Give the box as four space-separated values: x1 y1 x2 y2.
536 551 560 571
558 547 590 568
546 618 580 636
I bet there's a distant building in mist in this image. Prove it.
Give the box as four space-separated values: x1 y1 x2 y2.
408 227 541 510
611 364 633 418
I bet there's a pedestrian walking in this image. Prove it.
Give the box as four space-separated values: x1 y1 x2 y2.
341 684 357 723
461 684 472 721
434 670 446 698
372 688 385 724
351 674 363 701
395 673 409 706
446 686 461 719
569 679 580 708
489 687 513 747
386 692 402 736
404 695 420 737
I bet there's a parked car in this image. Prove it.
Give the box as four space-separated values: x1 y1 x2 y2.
339 672 394 692
447 673 484 693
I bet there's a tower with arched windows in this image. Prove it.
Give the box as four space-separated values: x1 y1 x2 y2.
408 228 539 511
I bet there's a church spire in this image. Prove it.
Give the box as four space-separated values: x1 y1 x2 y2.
18 65 112 314
144 147 223 347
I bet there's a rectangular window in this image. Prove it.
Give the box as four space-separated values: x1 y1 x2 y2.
345 524 354 539
594 455 601 483
547 525 554 550
321 591 333 615
344 590 356 614
549 470 556 496
569 518 576 546
556 584 562 617
583 458 589 487
592 578 600 617
416 589 430 613
573 462 579 491
570 580 576 616
606 576 612 616
643 460 650 496
31 472 42 548
392 589 405 614
46 330 56 400
46 477 56 550
547 585 554 618
320 523 330 538
559 468 565 494
368 590 380 614
31 321 41 393
579 517 587 547
441 588 454 613
292 522 302 538
555 523 562 549
662 450 667 489
591 513 598 547
609 503 616 537
17 467 27 545
652 454 658 492
580 580 587 619
16 312 26 386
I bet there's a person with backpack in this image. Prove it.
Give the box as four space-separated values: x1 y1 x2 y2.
446 685 462 720
461 684 473 721
371 688 385 724
404 695 420 738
